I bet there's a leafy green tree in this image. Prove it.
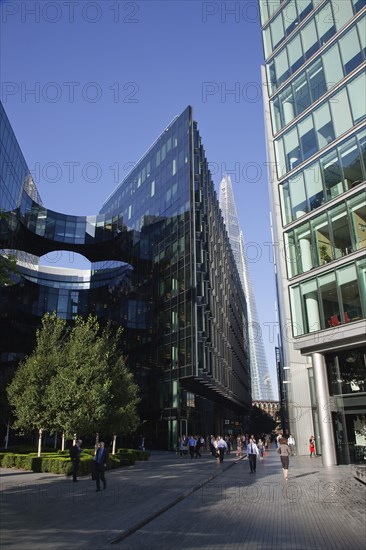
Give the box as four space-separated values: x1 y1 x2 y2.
48 316 140 446
7 314 66 456
249 405 276 436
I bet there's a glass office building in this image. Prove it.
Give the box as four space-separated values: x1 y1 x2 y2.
260 0 366 464
0 104 251 449
219 174 274 401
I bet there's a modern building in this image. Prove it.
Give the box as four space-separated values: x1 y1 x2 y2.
260 0 366 465
0 103 251 449
219 174 275 400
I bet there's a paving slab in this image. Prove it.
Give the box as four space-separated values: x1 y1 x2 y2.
1 447 365 550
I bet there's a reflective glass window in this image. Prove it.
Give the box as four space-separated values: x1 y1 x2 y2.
271 12 285 50
314 102 334 148
330 203 353 259
284 126 301 171
290 285 304 336
263 26 272 58
357 17 366 57
348 72 366 125
283 0 298 35
320 149 343 200
305 161 324 210
319 271 340 328
293 73 311 116
339 138 364 189
316 2 336 46
297 0 313 21
301 19 318 61
275 48 290 87
275 138 286 178
348 195 366 252
287 34 304 74
271 96 282 134
299 115 317 161
284 231 298 277
339 27 363 75
357 129 366 177
308 58 327 102
352 0 366 14
289 172 308 218
330 88 353 137
313 213 333 265
322 43 343 92
337 264 363 322
334 0 354 30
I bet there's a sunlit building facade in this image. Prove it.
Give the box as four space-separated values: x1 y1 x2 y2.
219 174 274 401
0 104 251 449
260 0 366 464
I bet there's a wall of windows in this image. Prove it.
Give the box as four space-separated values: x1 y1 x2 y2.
270 14 366 134
266 0 364 94
275 71 366 178
279 128 365 224
290 258 365 335
284 192 366 277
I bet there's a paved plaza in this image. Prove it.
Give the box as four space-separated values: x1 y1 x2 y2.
1 445 365 550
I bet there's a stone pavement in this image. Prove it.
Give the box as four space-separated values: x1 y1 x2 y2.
0 446 365 550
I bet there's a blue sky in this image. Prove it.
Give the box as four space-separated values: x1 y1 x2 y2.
0 0 278 396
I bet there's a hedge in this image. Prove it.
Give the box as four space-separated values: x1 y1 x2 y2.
0 448 149 475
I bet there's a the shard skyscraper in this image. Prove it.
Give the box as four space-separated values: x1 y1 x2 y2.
219 174 274 401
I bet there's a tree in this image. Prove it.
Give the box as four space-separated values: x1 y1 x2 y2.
249 405 276 436
48 316 140 446
7 314 66 456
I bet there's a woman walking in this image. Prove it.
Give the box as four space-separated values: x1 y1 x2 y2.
278 437 290 481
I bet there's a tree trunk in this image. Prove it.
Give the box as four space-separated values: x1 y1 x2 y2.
112 434 117 455
54 431 58 449
5 419 10 449
37 428 42 457
61 433 65 451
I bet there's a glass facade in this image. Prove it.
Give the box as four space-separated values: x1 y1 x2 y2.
0 104 250 449
261 0 366 464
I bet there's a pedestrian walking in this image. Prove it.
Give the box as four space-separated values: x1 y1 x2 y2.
277 437 290 480
236 435 242 457
195 435 204 458
70 439 82 482
258 438 264 459
188 435 196 459
247 437 259 473
309 435 316 458
94 441 109 491
216 436 228 463
288 434 295 456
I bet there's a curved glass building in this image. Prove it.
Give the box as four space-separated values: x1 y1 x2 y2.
0 103 251 448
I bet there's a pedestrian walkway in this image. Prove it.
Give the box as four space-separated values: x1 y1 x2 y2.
0 446 365 549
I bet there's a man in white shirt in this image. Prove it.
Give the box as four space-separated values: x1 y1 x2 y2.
216 436 228 463
288 434 295 456
247 438 259 473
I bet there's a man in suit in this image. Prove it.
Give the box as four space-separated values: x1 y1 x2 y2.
70 439 82 482
95 441 109 491
247 437 259 473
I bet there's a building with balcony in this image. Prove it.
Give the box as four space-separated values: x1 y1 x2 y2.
260 0 366 464
0 103 251 449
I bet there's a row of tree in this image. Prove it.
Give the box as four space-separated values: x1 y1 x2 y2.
7 313 140 456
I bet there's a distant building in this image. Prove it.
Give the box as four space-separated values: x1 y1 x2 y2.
260 0 366 465
0 104 251 448
219 174 274 400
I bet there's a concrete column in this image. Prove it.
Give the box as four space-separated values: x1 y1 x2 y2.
312 352 337 466
299 236 313 272
305 292 320 331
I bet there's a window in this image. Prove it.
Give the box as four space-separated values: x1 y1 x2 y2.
330 204 352 259
352 0 366 14
321 149 343 200
339 27 363 75
316 2 336 46
301 19 318 60
271 12 285 50
330 88 353 137
334 0 354 30
280 87 295 126
339 138 364 189
348 73 366 125
302 278 321 332
299 116 317 161
287 34 303 74
284 127 301 171
308 59 327 102
314 103 334 148
289 172 308 218
322 43 343 91
337 264 362 322
305 162 324 210
348 195 366 251
319 272 340 328
296 222 314 273
275 48 290 87
293 73 311 116
313 213 333 265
